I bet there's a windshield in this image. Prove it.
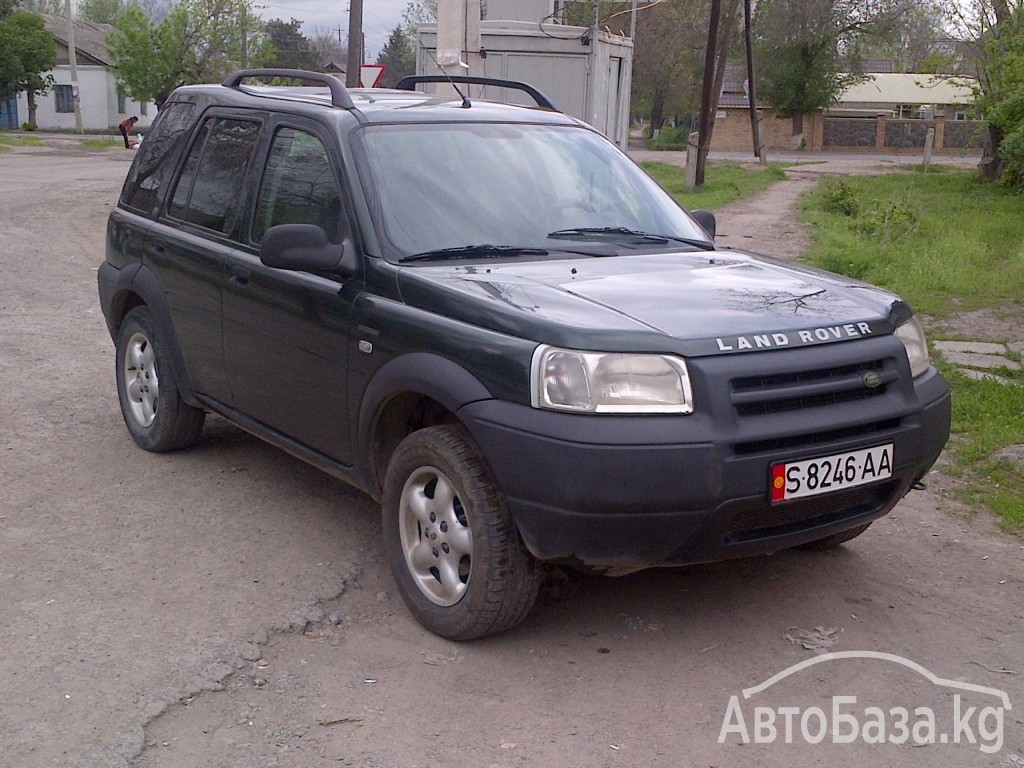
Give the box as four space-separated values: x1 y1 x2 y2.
357 123 709 261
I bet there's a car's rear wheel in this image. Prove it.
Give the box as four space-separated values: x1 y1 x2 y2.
382 425 540 640
115 306 205 452
797 522 872 550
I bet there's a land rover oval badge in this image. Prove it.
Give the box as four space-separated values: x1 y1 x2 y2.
863 371 883 389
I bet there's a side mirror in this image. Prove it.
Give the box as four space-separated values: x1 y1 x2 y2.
260 224 356 277
691 209 716 240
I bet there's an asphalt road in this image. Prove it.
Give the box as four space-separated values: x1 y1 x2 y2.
1 144 1021 768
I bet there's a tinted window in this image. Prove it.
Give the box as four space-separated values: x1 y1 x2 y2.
252 127 343 244
170 118 261 235
120 101 196 215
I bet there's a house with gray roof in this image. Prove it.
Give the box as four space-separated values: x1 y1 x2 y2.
13 14 156 132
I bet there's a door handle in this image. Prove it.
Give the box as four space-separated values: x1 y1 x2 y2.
229 266 250 286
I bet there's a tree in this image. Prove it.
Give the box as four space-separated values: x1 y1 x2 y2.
979 5 1024 186
0 11 56 125
754 0 904 137
308 25 346 70
109 0 270 108
1 0 18 19
631 0 711 132
376 24 415 87
264 17 316 71
16 0 64 14
79 0 133 25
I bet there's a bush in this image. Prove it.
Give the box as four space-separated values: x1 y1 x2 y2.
853 198 919 242
21 122 37 131
818 178 859 216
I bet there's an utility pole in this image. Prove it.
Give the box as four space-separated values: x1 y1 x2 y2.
345 0 363 88
65 0 83 133
743 0 765 164
694 0 722 187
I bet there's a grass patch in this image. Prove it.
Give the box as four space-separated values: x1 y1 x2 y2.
642 161 788 210
0 133 43 149
800 171 1024 317
935 361 1024 531
801 171 1024 530
80 137 119 149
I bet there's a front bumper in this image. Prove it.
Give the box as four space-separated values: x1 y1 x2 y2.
459 338 951 568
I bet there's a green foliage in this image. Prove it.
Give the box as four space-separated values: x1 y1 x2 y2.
21 120 36 130
982 10 1024 188
79 0 133 25
263 18 316 71
800 170 1024 317
818 177 859 215
642 161 788 210
0 11 55 99
110 0 271 107
376 25 415 88
939 363 1024 531
753 0 902 120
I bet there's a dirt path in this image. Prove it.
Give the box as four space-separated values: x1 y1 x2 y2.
1 147 1021 768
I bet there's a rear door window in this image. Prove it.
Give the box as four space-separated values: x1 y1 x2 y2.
168 117 261 237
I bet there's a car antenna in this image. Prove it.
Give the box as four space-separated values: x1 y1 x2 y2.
423 47 472 109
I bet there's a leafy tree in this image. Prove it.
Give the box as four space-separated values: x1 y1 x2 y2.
0 11 56 125
980 6 1024 186
109 0 270 108
754 0 904 137
264 17 316 71
376 24 414 87
1 0 17 19
16 0 64 14
79 0 133 25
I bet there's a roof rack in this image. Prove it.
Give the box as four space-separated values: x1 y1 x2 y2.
394 76 559 112
222 69 355 111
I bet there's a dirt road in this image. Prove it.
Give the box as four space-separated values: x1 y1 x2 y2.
1 146 1021 768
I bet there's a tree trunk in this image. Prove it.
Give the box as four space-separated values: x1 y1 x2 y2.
978 122 1007 181
26 87 37 127
650 90 665 135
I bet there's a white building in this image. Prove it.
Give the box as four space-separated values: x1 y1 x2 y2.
14 14 157 132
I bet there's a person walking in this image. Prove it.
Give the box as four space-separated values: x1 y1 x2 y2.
118 115 138 148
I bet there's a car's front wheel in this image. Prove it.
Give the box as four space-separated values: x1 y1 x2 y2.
382 425 540 640
115 306 205 452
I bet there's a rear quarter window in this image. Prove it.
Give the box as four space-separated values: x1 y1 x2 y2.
119 101 197 216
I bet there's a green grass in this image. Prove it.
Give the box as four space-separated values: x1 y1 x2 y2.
642 161 788 210
937 362 1024 530
80 137 119 149
0 133 43 150
799 171 1024 317
800 171 1024 531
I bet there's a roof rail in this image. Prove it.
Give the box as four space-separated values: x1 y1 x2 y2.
223 69 355 111
394 76 559 112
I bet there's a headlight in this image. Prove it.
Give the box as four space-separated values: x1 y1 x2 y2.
531 345 694 414
895 316 930 377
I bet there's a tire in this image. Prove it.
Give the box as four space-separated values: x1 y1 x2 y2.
797 522 872 551
114 306 205 452
382 425 541 640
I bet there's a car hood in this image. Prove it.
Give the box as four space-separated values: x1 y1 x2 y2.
396 250 904 356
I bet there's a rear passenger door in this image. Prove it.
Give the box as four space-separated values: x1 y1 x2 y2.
152 111 263 405
222 118 360 464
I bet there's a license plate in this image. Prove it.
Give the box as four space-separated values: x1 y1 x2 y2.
771 444 893 503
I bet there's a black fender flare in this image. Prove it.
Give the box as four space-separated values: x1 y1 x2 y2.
357 352 493 486
109 264 199 406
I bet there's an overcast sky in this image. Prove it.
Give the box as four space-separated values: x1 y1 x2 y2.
257 0 413 61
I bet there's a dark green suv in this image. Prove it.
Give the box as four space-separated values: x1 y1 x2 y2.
98 69 950 640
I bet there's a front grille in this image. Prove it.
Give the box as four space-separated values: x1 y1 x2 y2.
725 480 899 542
731 358 895 418
733 417 901 455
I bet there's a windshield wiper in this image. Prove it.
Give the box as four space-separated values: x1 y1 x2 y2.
399 244 550 263
547 227 715 251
